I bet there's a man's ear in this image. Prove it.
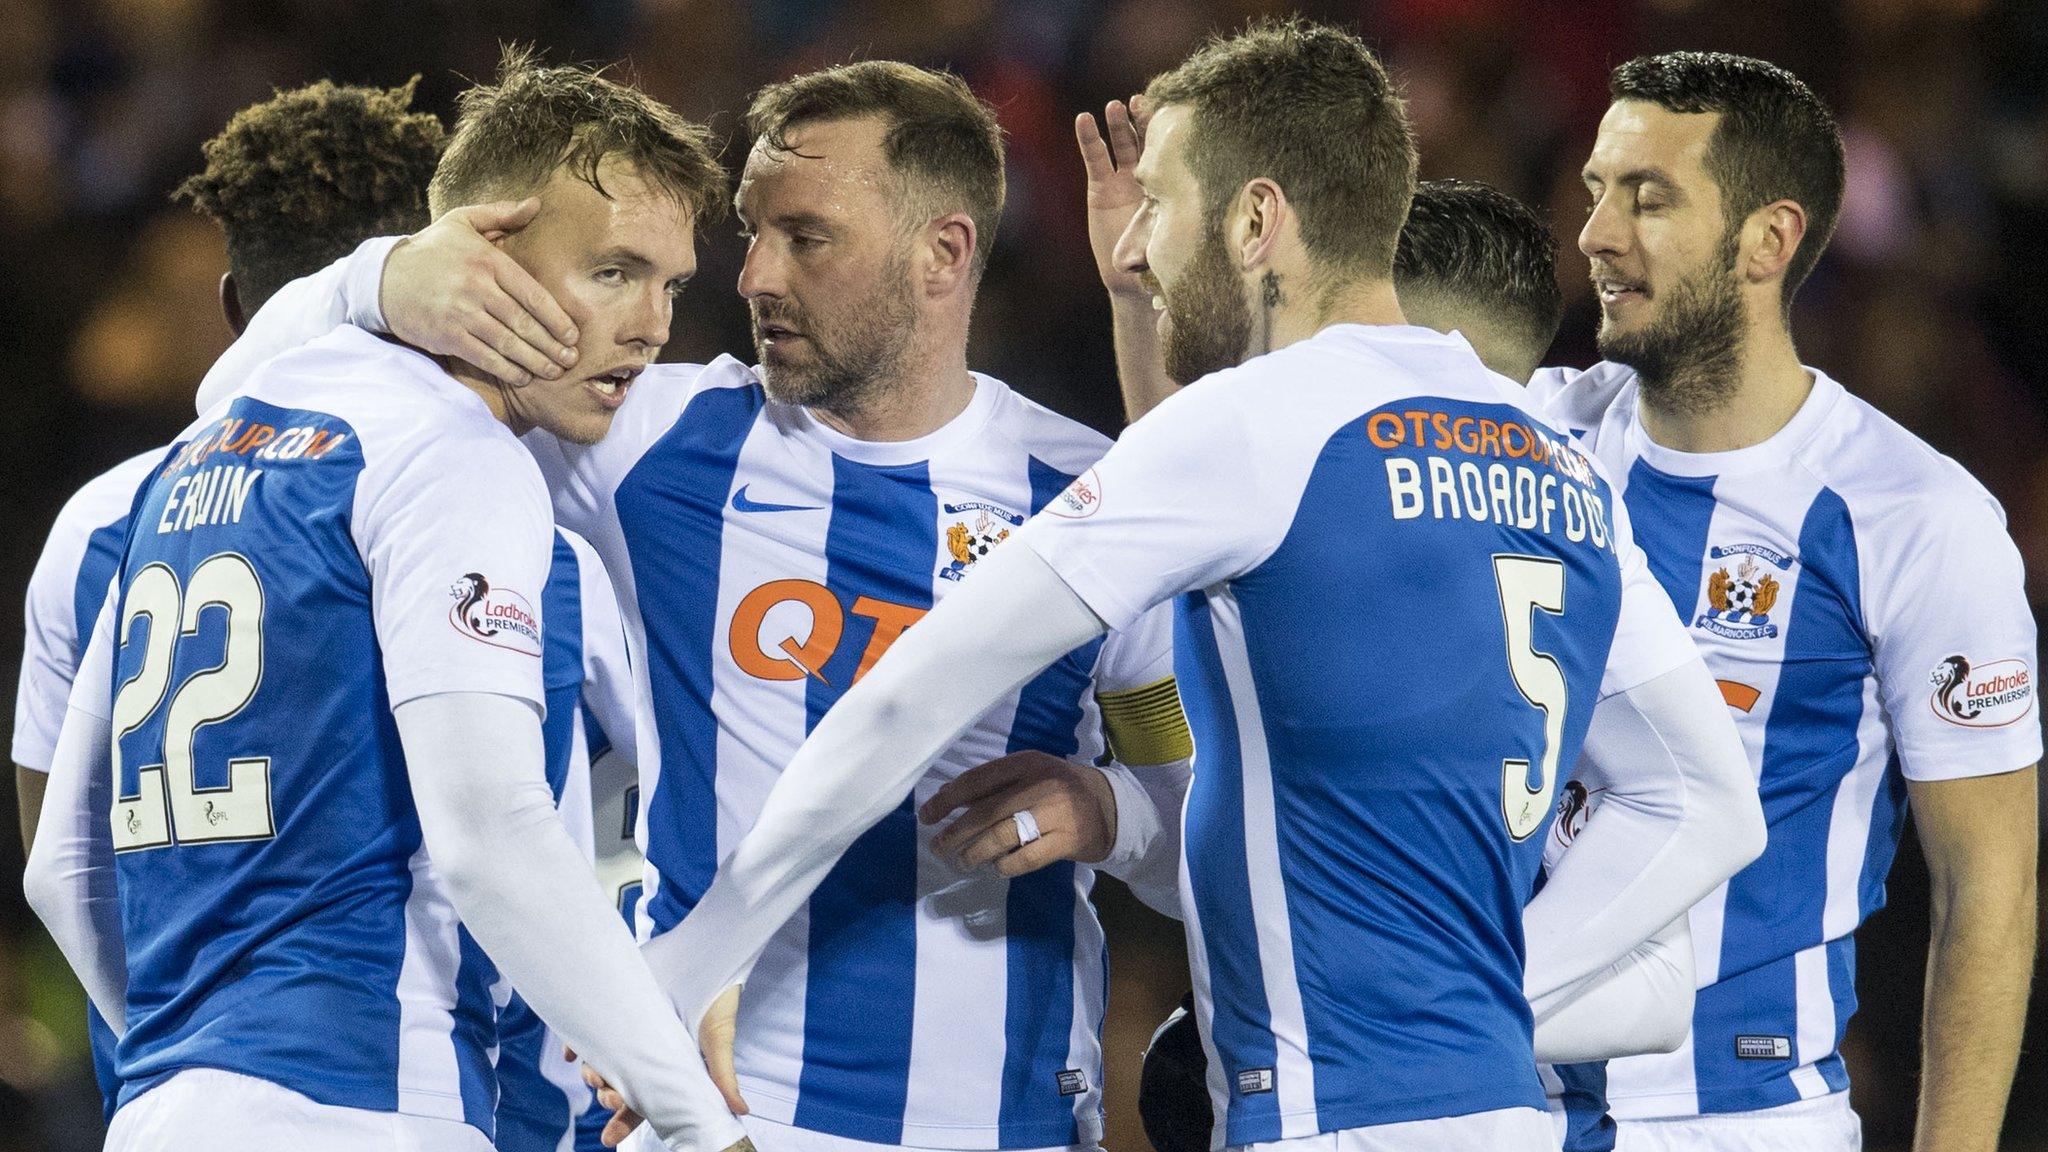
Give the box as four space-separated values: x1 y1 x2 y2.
925 212 978 295
1744 199 1808 288
220 272 247 336
1236 179 1288 271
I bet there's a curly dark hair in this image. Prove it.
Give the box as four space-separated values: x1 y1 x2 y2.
1610 52 1845 308
175 77 443 313
1145 16 1416 280
430 45 726 229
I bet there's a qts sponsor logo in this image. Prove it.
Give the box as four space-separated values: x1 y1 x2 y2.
729 579 925 686
1928 655 2034 728
449 572 542 656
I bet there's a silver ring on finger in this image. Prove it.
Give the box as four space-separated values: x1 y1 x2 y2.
1011 809 1042 848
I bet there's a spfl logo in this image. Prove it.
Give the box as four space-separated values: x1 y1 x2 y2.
1929 654 2034 729
449 572 542 657
1549 780 1594 853
1049 468 1101 519
939 502 1023 581
1697 544 1795 641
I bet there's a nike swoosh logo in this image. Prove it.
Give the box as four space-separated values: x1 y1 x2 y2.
730 484 819 513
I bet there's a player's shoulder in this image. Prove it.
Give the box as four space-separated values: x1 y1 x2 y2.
599 354 765 458
27 449 163 602
554 525 616 595
980 373 1114 475
632 355 759 404
1166 324 1526 449
233 326 545 505
554 525 604 570
1794 371 2005 532
1529 361 1636 435
234 325 501 446
51 449 165 537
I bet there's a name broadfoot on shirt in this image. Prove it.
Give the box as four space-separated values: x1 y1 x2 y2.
1370 404 1615 546
1013 324 1698 1150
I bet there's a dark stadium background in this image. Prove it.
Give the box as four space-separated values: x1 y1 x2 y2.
1 0 2043 1148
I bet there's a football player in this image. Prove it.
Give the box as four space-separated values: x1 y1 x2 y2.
615 19 1766 1152
24 52 742 1152
11 76 442 1128
1533 52 2037 1152
179 59 1195 1152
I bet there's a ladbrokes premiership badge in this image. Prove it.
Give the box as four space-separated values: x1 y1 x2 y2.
1929 654 2034 728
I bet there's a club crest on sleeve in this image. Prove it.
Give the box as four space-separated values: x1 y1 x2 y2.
938 501 1023 582
1048 468 1101 519
1697 544 1795 640
448 572 541 656
1928 654 2034 728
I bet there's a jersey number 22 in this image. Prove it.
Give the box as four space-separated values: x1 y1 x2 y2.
110 553 274 851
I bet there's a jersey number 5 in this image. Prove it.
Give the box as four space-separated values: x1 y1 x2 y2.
1493 554 1567 841
110 553 273 851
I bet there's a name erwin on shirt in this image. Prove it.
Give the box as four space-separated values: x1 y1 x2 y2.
153 416 351 535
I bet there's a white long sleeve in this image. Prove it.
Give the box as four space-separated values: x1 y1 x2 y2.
642 543 1108 1029
394 692 744 1152
1522 656 1765 1014
1094 757 1190 919
1531 913 1693 1063
192 236 400 413
23 595 127 1034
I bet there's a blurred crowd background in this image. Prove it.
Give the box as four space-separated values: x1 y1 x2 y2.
2 0 2045 1149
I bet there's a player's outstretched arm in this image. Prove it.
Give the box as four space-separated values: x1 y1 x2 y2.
1522 655 1766 1012
1907 766 2037 1152
643 542 1107 1034
22 601 128 1035
1077 98 1175 424
395 691 748 1152
1531 911 1692 1063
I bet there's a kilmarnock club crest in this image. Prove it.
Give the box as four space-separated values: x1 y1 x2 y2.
1697 544 1794 640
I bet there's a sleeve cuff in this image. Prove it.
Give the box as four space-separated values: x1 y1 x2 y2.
343 235 407 334
1093 760 1158 870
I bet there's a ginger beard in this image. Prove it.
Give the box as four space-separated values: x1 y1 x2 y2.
751 247 919 416
1596 228 1746 415
1154 218 1253 387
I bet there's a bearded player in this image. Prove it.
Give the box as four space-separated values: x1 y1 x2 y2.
1526 52 2037 1152
608 20 1765 1152
179 59 1195 1152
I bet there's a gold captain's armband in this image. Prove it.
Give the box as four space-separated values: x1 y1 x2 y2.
1097 676 1194 766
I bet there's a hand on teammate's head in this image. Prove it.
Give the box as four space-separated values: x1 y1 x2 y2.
384 199 580 388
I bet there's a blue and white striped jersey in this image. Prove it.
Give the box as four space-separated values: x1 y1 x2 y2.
15 451 160 775
14 449 160 1121
1012 325 1698 1149
91 324 555 1136
1531 363 2040 1128
528 357 1180 1150
494 527 637 1152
